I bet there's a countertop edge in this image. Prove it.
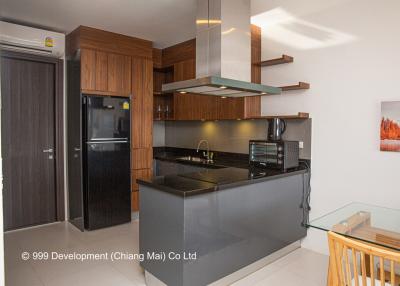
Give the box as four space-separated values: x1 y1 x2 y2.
217 168 309 191
138 168 309 197
137 179 218 197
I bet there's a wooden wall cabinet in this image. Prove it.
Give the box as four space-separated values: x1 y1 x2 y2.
172 59 220 120
153 24 263 121
153 66 174 120
107 53 131 95
174 59 195 81
131 57 153 211
67 26 153 212
217 97 245 120
80 48 131 96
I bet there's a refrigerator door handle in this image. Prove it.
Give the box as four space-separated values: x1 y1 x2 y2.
86 140 128 144
89 138 128 142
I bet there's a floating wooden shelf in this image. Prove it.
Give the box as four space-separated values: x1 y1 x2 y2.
260 54 293 67
249 112 309 120
280 82 310 91
154 118 175 121
153 66 174 73
154 91 174 96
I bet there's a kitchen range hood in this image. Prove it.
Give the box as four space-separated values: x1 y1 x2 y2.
162 0 281 97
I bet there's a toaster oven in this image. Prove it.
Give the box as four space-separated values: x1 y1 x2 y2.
249 140 299 170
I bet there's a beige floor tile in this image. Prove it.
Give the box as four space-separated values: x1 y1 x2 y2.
29 250 106 284
233 248 327 286
109 259 146 285
230 263 281 286
4 235 25 267
11 223 85 252
4 220 328 286
43 264 137 286
252 267 320 286
283 248 329 285
5 261 44 286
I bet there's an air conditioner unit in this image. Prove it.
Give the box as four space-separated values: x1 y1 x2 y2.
0 21 65 58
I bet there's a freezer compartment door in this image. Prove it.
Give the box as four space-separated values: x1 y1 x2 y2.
85 142 131 230
84 95 130 141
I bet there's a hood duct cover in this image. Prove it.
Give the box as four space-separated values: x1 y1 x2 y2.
162 0 281 97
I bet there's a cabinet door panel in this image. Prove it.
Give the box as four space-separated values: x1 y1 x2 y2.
81 49 96 90
173 59 220 120
132 57 153 148
131 191 139 212
217 97 245 120
108 53 131 95
174 93 217 120
132 148 152 170
244 96 261 118
174 59 195 81
95 51 108 91
131 168 152 211
131 168 152 191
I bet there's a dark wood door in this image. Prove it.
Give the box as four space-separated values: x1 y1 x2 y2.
1 55 58 230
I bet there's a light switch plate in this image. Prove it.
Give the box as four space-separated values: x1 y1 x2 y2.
299 141 304 149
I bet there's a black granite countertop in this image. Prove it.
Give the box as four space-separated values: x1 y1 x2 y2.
137 147 310 197
153 147 250 169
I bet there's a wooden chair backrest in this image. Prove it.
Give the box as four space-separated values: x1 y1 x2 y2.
328 231 400 286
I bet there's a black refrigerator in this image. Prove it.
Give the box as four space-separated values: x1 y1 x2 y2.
82 95 131 230
67 52 131 231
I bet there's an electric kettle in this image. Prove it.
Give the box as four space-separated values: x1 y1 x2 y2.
267 118 286 141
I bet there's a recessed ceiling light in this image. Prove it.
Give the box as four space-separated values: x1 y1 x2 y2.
221 96 227 99
219 86 227 89
261 92 267 95
179 91 187 94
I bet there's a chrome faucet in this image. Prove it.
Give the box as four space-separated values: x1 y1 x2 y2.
196 139 213 162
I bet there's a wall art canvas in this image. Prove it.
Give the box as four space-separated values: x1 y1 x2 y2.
380 101 400 152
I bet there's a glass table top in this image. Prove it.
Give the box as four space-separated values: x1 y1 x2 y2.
307 202 400 251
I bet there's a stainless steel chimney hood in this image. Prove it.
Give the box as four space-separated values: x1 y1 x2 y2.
162 0 281 97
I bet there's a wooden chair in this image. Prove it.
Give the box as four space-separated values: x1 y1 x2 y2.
328 231 400 286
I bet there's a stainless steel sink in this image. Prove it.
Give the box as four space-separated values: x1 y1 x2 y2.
176 156 206 163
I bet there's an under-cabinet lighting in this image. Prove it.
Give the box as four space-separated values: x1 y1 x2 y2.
196 19 222 25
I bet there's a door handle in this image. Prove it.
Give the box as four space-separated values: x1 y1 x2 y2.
43 148 53 153
74 148 81 151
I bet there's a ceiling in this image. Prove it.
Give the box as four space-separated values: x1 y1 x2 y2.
0 0 356 50
0 0 198 48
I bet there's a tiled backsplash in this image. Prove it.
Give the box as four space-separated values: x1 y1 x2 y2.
162 119 312 159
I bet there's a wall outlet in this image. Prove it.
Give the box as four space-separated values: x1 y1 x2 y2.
299 141 304 149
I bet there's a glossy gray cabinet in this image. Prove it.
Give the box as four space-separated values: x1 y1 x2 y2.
139 172 309 286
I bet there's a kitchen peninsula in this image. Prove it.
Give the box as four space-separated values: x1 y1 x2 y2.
138 148 310 286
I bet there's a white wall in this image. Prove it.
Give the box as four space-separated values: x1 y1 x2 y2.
0 54 4 286
251 0 400 254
